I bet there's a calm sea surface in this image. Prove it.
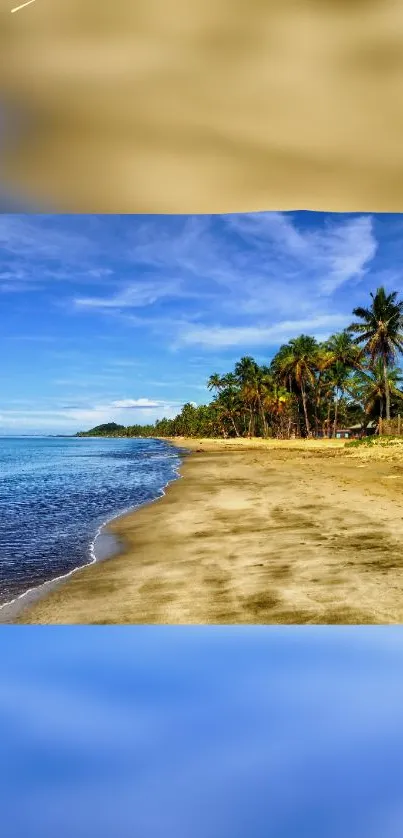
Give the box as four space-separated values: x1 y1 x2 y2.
0 436 182 605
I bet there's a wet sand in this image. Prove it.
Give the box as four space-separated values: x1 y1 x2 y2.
0 528 122 624
12 437 403 625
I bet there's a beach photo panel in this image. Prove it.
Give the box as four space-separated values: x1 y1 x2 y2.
1 211 403 625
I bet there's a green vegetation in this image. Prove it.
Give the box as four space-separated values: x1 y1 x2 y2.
346 435 403 449
76 422 127 437
347 287 403 420
77 287 403 441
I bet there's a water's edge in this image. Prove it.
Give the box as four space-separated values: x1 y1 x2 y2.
0 442 191 623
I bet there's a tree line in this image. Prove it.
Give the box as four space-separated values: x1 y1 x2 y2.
78 287 403 440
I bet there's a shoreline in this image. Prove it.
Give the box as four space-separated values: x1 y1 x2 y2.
11 436 403 625
0 527 123 624
0 441 187 623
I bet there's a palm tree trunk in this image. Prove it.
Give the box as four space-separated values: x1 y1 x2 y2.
314 373 323 439
326 402 331 438
314 396 319 438
301 382 311 437
332 395 339 438
296 398 301 437
259 400 268 438
230 416 240 437
383 357 391 420
379 396 384 434
251 408 256 438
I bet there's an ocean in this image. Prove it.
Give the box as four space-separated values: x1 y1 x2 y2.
0 436 183 608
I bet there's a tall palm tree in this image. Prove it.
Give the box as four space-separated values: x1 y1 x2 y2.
217 374 242 437
311 344 335 437
272 335 319 437
234 356 260 437
324 331 364 436
262 383 292 438
242 366 275 438
319 371 337 438
347 288 403 420
270 344 296 395
327 361 352 437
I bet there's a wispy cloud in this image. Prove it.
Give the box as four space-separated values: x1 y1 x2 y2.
0 215 94 261
110 399 161 409
75 280 183 310
0 215 118 294
224 212 377 296
67 212 379 350
315 217 377 294
179 314 348 349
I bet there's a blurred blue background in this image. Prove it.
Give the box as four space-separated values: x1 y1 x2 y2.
1 627 403 837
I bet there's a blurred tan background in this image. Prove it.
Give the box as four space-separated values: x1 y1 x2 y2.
1 0 403 212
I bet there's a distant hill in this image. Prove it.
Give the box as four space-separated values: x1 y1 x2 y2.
76 422 127 437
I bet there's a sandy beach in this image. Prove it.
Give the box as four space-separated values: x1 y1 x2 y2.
10 436 403 625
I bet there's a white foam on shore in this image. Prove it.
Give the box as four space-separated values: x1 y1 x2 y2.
0 444 188 622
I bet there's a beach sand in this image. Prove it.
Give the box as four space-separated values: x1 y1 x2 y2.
12 437 403 625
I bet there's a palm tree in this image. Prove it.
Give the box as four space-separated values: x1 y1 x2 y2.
326 330 363 370
241 365 275 438
310 344 334 437
262 383 293 438
347 288 403 420
207 373 225 397
272 336 319 437
324 331 363 436
349 361 403 427
327 361 352 437
217 374 242 437
270 344 295 395
234 356 260 437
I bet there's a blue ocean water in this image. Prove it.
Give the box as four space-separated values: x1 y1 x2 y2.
0 436 183 605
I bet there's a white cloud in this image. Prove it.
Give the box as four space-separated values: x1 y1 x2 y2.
0 212 378 324
224 211 309 256
110 399 160 409
0 214 93 261
223 212 377 296
315 216 378 293
179 314 348 349
77 212 377 343
106 359 144 368
75 281 181 310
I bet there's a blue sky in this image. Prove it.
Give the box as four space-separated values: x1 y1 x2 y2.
2 627 403 838
1 210 402 433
